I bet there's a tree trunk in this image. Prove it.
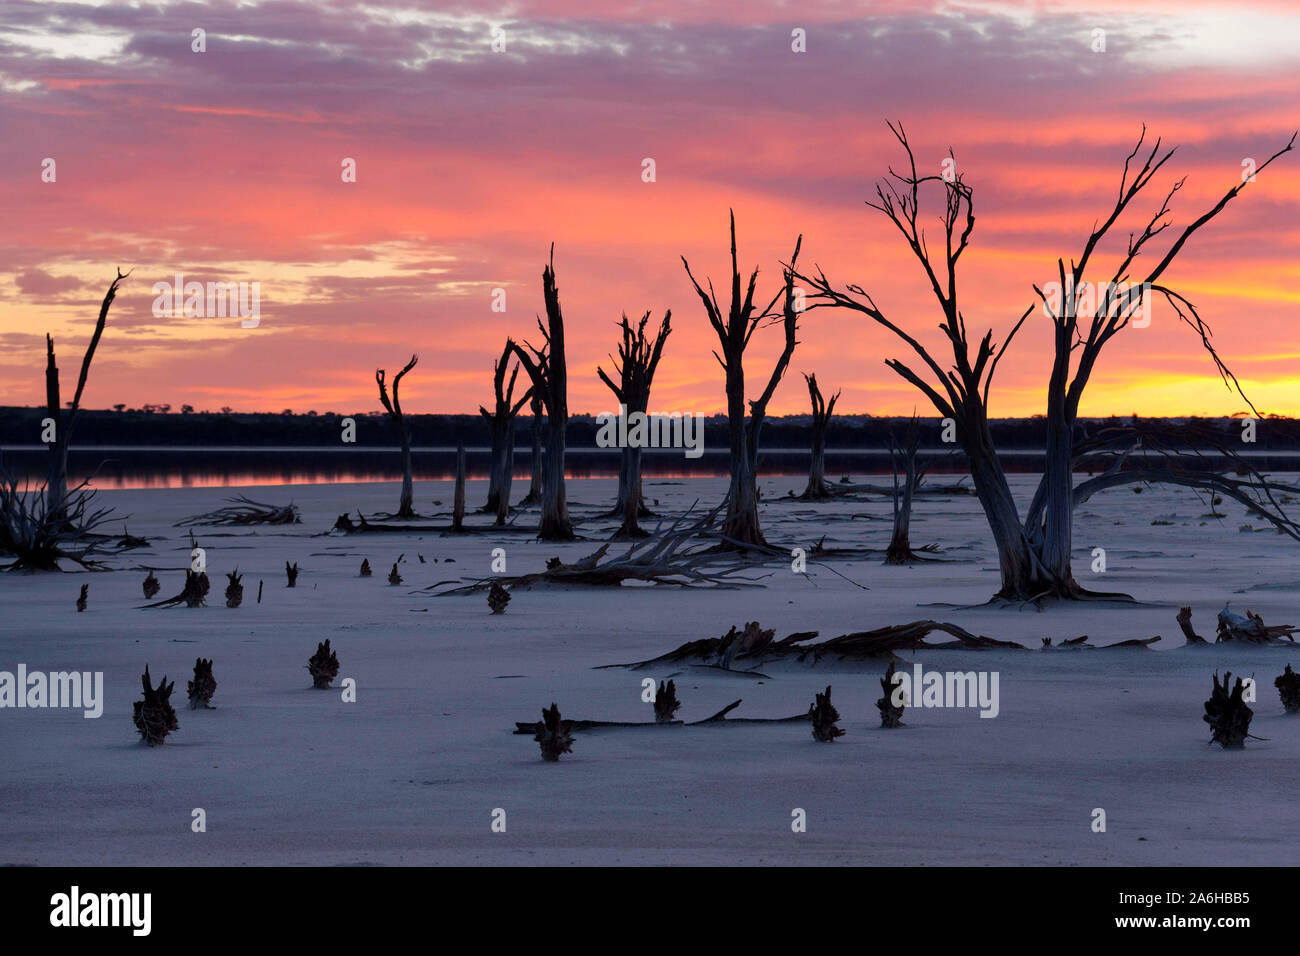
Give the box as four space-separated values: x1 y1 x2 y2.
539 415 572 538
803 425 827 499
722 363 765 548
452 444 466 532
495 433 513 527
522 402 543 506
397 438 414 519
614 445 647 538
885 441 917 564
483 421 507 514
964 426 1047 600
44 336 66 520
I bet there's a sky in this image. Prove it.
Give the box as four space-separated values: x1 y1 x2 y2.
1 0 1297 418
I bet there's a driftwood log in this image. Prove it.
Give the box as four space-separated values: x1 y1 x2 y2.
133 665 178 746
175 496 299 526
1215 605 1297 644
1041 635 1161 650
436 505 765 592
514 696 808 736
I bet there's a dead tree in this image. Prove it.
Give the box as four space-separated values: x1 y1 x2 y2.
596 310 672 538
532 703 574 761
376 354 419 519
520 390 544 506
797 121 1297 601
75 583 88 612
798 373 839 499
885 415 925 564
388 562 402 586
1203 671 1253 748
877 661 905 727
359 559 371 577
653 680 680 723
809 685 844 741
187 658 217 709
133 665 178 746
142 570 160 598
682 211 802 548
224 570 243 608
511 247 574 540
1275 665 1300 714
479 341 532 520
44 271 128 525
307 639 339 689
285 561 298 587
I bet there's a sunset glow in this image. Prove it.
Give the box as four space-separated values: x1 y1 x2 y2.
2 0 1297 418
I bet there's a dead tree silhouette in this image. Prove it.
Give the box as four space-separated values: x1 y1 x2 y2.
375 354 418 519
797 121 1297 601
479 340 532 526
682 211 802 550
597 310 672 538
798 373 840 500
511 246 575 540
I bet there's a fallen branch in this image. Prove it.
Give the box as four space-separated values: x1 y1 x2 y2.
176 495 299 527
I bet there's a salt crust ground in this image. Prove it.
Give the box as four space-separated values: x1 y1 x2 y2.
2 473 1297 865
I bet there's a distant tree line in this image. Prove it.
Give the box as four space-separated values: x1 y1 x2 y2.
1 405 1295 451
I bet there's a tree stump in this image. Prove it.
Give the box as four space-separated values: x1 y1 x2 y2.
488 581 511 614
387 562 402 586
133 665 178 746
142 570 160 599
187 657 217 709
285 561 299 587
653 679 680 723
307 639 339 689
75 583 88 612
224 570 243 608
1203 671 1253 748
809 685 845 741
359 558 372 577
1275 664 1300 714
183 569 208 608
877 660 905 727
533 703 574 761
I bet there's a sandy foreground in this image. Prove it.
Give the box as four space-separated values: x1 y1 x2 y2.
1 472 1298 866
